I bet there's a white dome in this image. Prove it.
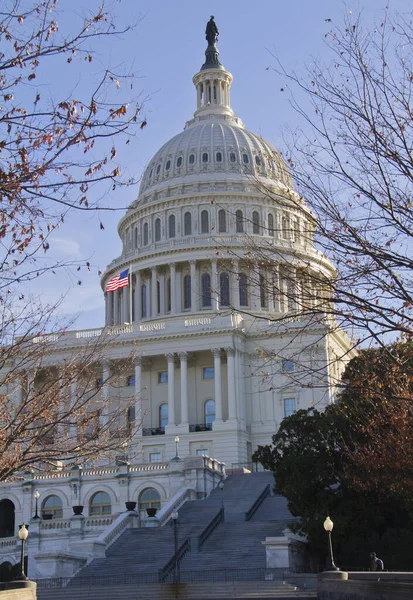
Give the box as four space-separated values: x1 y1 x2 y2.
139 117 292 198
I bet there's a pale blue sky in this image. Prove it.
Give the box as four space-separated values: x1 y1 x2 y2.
26 0 412 330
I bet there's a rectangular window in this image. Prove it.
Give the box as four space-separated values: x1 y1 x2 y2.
284 398 296 418
127 375 135 386
203 367 214 379
149 452 161 463
196 449 209 457
158 371 168 384
282 360 294 372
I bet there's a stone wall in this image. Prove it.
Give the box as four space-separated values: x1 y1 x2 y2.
318 571 413 600
0 581 36 600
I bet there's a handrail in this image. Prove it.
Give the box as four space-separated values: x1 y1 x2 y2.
158 538 190 583
157 488 196 526
245 484 270 521
198 507 224 550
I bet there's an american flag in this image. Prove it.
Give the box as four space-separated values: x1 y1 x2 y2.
106 269 129 292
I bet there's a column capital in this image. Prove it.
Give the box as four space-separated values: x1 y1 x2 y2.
169 262 176 270
189 259 196 267
225 347 235 358
165 353 175 363
212 348 221 358
178 351 188 361
135 356 143 367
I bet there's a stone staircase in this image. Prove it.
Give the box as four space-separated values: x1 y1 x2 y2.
37 472 312 600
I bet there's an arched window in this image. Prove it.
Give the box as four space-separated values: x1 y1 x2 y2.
165 159 171 171
156 164 161 175
155 218 161 242
157 280 161 314
268 213 275 237
141 284 147 318
242 153 249 164
184 212 192 236
220 272 230 306
216 151 222 162
252 211 260 234
143 222 149 246
201 273 212 308
167 278 171 312
183 275 191 309
229 152 236 163
134 227 138 248
89 491 111 516
176 156 182 167
255 155 261 166
239 273 248 306
189 154 195 165
159 403 168 428
201 210 209 233
218 209 226 232
202 152 209 163
0 500 15 538
204 399 216 427
236 210 244 233
139 488 161 520
42 495 63 519
168 214 176 238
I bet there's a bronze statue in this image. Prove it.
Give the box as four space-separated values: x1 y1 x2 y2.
206 16 219 46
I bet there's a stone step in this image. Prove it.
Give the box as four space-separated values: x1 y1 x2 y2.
37 580 317 600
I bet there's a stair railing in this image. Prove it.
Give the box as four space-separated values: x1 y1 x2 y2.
198 506 224 551
158 538 191 583
245 484 271 521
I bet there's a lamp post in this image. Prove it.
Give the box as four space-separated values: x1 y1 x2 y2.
14 524 29 581
171 510 179 584
323 516 339 571
174 436 180 460
33 491 40 520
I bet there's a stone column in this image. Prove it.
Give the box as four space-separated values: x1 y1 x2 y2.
151 267 157 317
169 263 176 314
113 290 119 326
273 264 281 312
232 259 240 311
176 268 182 313
179 352 188 425
100 361 110 428
250 266 261 312
226 348 237 421
119 288 124 324
166 353 175 426
134 357 142 436
212 349 223 422
211 259 219 311
69 376 78 439
159 271 166 315
145 278 151 317
123 285 129 323
190 260 197 312
135 270 141 322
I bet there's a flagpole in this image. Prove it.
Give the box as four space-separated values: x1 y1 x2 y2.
129 264 133 325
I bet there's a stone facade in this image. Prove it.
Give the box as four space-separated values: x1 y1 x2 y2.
0 29 354 579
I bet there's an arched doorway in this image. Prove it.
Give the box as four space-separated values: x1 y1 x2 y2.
0 561 12 582
0 500 15 538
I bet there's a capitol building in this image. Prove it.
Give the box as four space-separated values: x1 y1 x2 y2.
0 20 352 582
